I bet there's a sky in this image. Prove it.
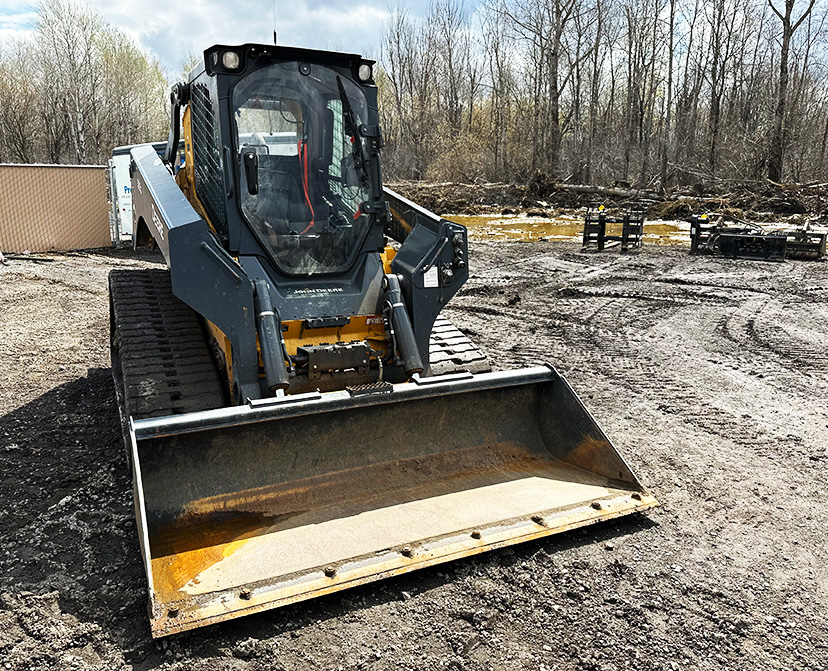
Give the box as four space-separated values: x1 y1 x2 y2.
0 0 433 73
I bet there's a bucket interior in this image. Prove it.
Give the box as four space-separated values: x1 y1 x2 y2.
132 377 655 635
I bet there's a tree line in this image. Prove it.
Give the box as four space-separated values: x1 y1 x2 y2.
1 0 825 191
0 0 167 165
379 0 828 188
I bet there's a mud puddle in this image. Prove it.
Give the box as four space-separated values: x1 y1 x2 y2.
449 213 690 245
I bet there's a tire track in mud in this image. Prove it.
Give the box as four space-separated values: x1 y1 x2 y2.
453 256 726 380
722 295 828 380
3 245 828 670
567 271 827 457
748 306 828 371
456 247 827 456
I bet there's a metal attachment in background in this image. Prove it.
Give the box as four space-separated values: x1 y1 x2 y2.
786 227 827 259
690 214 826 261
581 208 645 253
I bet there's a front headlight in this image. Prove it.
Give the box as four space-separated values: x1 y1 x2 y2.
357 63 372 82
222 50 241 70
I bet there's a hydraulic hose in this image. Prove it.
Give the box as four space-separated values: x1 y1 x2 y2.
382 274 423 376
253 280 290 392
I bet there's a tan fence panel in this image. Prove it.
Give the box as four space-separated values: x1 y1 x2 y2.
0 164 111 253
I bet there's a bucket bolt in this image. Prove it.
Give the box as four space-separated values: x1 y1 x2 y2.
531 515 544 525
239 588 252 600
470 530 481 539
324 566 337 578
167 608 179 619
401 546 413 558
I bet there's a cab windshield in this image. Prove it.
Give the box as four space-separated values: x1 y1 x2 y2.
233 62 373 275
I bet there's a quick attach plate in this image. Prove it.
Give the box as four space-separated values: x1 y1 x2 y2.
298 341 371 381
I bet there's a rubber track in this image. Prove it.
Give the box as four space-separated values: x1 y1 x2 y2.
110 269 225 419
428 316 491 375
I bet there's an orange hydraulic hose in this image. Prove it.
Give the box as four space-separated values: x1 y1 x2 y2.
298 140 315 234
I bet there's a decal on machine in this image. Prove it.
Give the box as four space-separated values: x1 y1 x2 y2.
151 204 166 242
423 266 439 288
291 288 344 295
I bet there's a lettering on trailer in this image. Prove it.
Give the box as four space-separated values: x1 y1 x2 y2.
120 185 133 217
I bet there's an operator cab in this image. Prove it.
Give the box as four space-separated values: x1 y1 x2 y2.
233 61 374 276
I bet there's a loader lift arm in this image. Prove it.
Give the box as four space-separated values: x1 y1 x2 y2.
130 143 261 401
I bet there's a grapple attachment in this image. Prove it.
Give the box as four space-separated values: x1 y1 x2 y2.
129 365 657 636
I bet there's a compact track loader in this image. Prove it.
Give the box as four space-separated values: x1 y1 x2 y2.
110 43 657 637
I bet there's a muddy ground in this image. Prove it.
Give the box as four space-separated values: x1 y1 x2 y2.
0 240 826 670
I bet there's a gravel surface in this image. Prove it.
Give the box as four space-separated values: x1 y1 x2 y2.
0 242 826 670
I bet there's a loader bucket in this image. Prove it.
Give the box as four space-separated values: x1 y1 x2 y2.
128 365 657 637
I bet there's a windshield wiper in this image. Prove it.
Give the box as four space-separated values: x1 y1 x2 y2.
336 75 369 188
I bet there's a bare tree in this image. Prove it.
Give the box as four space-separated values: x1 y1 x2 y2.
767 0 816 182
0 44 41 162
381 5 439 178
659 0 675 191
0 0 167 165
372 0 828 188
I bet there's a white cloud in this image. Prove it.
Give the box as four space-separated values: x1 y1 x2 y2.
0 0 33 11
0 2 34 25
0 4 36 49
0 0 429 70
84 0 389 74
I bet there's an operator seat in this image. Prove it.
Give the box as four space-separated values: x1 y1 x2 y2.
255 154 311 233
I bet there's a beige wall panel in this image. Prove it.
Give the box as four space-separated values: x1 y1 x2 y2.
0 165 111 253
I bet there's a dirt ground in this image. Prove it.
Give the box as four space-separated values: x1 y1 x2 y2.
0 239 826 671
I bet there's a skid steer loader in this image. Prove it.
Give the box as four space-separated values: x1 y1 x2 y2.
110 42 657 637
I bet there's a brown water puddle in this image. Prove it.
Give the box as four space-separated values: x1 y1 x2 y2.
448 214 690 245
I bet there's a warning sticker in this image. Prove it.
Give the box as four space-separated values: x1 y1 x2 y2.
423 266 439 288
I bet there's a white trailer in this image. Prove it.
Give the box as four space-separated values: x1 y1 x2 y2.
107 142 183 245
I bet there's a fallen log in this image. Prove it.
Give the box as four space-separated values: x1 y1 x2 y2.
549 183 663 201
